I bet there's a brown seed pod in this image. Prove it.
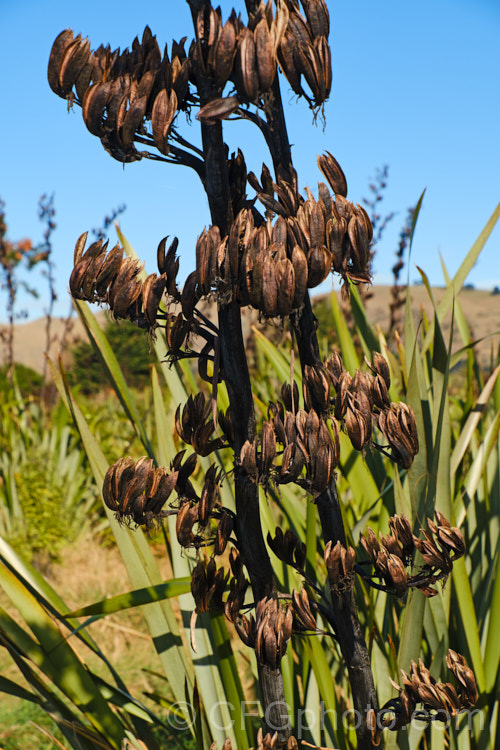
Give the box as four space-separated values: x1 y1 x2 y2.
48 29 77 96
236 27 259 101
240 438 259 476
292 588 317 631
197 95 240 124
317 152 347 198
151 88 178 154
254 18 276 92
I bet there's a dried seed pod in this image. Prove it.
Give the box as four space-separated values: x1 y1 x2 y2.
103 456 178 525
281 380 300 414
260 420 277 474
388 514 415 562
236 27 258 101
307 246 330 288
371 352 391 390
181 270 200 320
267 528 306 569
48 29 77 97
292 588 317 631
214 14 238 89
214 510 234 556
176 502 201 547
157 236 180 297
197 95 240 124
376 402 419 469
151 88 178 154
225 569 249 623
254 18 276 92
233 612 256 648
240 438 259 476
324 540 356 592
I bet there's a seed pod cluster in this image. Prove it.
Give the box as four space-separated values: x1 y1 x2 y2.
253 597 293 669
191 558 228 615
376 403 419 470
360 512 465 598
233 1 288 102
48 27 190 161
195 207 308 316
267 528 307 570
380 650 477 731
253 158 373 291
194 156 373 315
190 549 250 651
175 393 228 456
191 5 240 90
175 462 231 552
278 0 331 107
69 233 180 330
102 456 179 526
324 540 356 594
324 350 419 468
240 405 340 496
102 451 229 548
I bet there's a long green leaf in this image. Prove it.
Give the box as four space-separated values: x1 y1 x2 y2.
0 565 125 747
74 300 154 456
450 365 500 477
484 549 500 691
452 557 486 691
421 203 500 352
66 578 192 618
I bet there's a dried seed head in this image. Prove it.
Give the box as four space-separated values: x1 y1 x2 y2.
433 511 466 559
317 152 347 198
292 588 317 631
254 597 293 668
377 402 419 469
214 510 234 556
191 559 228 614
383 650 478 730
70 235 171 330
103 456 178 526
267 528 306 569
324 540 356 592
388 514 415 562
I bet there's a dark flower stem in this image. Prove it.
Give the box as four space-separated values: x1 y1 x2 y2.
188 7 290 737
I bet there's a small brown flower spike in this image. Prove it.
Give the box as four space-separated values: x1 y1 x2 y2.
360 512 466 598
380 650 478 731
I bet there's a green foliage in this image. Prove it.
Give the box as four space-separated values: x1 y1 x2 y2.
7 453 72 569
0 697 69 750
69 315 153 394
0 395 101 566
0 364 43 400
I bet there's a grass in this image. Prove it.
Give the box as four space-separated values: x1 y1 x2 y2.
0 532 194 750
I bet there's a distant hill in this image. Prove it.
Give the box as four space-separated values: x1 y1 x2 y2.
1 286 499 375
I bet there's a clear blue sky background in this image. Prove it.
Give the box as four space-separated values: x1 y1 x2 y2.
1 0 499 321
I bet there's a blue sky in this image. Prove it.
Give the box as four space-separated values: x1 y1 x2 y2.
1 0 499 321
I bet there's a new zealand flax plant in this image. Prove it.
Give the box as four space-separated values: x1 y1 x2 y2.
48 2 478 747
